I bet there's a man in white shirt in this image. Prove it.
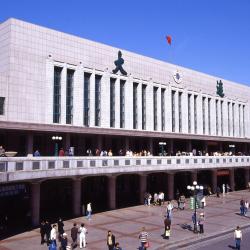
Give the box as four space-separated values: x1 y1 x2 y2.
50 224 57 245
234 226 242 250
79 223 87 248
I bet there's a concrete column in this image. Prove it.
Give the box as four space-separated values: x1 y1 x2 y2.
108 175 116 210
97 135 103 151
165 86 172 132
148 138 153 155
174 90 179 133
124 76 133 130
31 182 40 227
137 82 142 130
191 171 197 184
186 141 192 153
229 169 235 191
196 94 203 134
73 63 84 126
125 137 129 151
245 168 250 189
26 133 33 155
139 174 147 204
168 139 173 155
182 89 188 133
146 82 154 131
167 173 174 200
64 133 71 151
72 178 82 217
157 87 162 131
114 77 120 129
211 169 217 193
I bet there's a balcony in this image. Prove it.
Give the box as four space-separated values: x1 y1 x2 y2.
0 155 249 183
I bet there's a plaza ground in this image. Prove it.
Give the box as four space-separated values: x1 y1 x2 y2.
0 190 250 250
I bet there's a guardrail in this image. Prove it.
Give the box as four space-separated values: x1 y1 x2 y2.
0 156 249 183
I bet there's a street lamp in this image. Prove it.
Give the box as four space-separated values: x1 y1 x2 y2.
52 136 62 156
159 142 166 156
187 181 204 233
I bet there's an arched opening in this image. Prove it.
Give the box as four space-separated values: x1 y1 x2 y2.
116 174 140 208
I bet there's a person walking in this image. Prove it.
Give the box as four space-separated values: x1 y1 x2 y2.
60 233 68 250
234 226 242 250
79 223 87 249
50 224 57 246
40 220 46 244
113 242 122 250
240 199 245 216
71 223 78 249
45 220 52 246
57 218 64 241
106 230 115 250
86 202 92 220
216 186 220 198
139 227 149 250
198 213 204 234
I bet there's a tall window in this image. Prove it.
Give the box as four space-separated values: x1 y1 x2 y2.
171 90 176 132
216 100 219 135
239 104 241 137
194 95 197 134
178 92 182 132
153 87 158 131
84 73 91 126
95 75 102 126
243 105 245 137
53 67 62 123
0 97 5 115
202 97 206 134
232 103 235 136
228 102 230 136
208 98 211 135
133 82 138 129
221 101 223 136
188 94 191 133
161 89 165 131
120 80 125 128
66 69 74 124
110 78 116 128
142 84 146 130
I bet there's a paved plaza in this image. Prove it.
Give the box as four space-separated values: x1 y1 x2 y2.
0 190 250 250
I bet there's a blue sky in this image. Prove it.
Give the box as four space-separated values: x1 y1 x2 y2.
1 0 250 85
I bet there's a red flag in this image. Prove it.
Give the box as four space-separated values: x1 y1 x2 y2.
166 35 172 45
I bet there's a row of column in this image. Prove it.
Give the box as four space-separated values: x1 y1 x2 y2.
30 168 249 227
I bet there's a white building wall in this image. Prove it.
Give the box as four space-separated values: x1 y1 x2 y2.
146 83 153 131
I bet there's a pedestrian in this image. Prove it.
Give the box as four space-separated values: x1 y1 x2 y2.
45 220 52 246
139 227 149 250
59 148 65 156
33 149 41 157
244 200 249 215
40 220 46 244
71 223 78 249
57 218 64 241
106 230 115 250
50 224 57 246
0 145 5 157
113 242 122 250
164 216 171 231
86 202 92 220
216 186 220 198
222 184 225 196
166 201 174 219
164 225 171 239
234 226 242 250
179 194 186 210
147 193 152 206
60 233 68 250
198 213 204 234
240 199 244 216
176 189 180 208
79 223 87 249
192 212 198 231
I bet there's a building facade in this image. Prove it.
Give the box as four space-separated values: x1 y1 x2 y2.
0 18 250 231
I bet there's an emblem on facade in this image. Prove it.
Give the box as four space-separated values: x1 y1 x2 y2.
112 51 127 75
173 70 182 84
216 80 224 97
